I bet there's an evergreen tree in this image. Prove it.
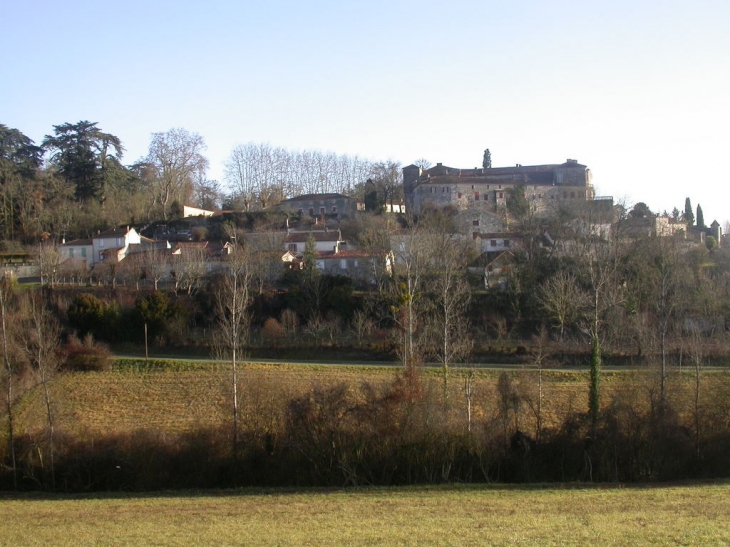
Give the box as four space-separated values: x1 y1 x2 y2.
482 149 492 169
42 121 124 201
696 204 705 229
684 197 695 226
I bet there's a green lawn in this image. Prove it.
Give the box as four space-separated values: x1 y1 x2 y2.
1 482 729 546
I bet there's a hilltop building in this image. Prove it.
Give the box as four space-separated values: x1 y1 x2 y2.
403 159 595 215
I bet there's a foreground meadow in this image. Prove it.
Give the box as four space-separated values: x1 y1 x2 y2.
1 482 729 546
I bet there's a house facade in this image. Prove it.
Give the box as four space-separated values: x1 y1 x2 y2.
60 238 94 269
283 229 344 256
274 193 356 217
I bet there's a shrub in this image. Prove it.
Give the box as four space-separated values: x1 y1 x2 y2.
62 333 112 372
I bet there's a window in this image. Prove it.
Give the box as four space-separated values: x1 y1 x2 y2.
99 240 104 248
473 220 479 226
504 240 510 247
69 248 74 258
81 248 86 258
498 192 503 199
320 207 325 215
570 192 575 199
332 206 337 213
474 192 479 200
484 195 489 201
298 208 304 214
98 251 104 261
288 243 297 253
490 240 497 247
309 208 314 216
457 192 462 198
340 259 347 269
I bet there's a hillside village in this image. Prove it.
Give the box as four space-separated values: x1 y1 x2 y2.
4 124 730 492
37 156 722 298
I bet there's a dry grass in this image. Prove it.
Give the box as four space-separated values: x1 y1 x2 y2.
1 482 729 546
13 361 730 442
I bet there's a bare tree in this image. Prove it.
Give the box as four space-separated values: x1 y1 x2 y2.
224 143 374 209
135 249 171 291
169 246 207 295
424 230 473 409
212 244 255 461
0 277 23 488
583 239 623 432
390 218 432 369
369 161 403 212
347 214 394 293
23 291 61 489
144 128 209 220
538 271 589 341
37 242 62 288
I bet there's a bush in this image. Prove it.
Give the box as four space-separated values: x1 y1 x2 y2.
62 333 112 372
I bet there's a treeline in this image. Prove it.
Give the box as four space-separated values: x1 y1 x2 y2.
0 121 402 245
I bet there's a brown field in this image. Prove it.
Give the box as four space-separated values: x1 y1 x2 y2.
1 482 729 546
12 360 730 441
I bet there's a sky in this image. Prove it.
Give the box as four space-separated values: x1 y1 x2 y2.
3 0 729 225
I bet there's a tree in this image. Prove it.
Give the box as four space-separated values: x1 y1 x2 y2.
506 185 530 220
482 149 492 169
0 126 44 241
538 271 589 341
42 121 124 202
368 161 403 213
629 202 653 219
144 128 209 220
580 238 623 433
169 246 207 295
389 218 432 369
24 291 61 489
423 229 473 409
684 198 694 226
0 277 23 488
135 291 182 342
212 243 255 464
696 204 705 229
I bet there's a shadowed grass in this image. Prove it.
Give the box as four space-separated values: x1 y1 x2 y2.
1 482 729 546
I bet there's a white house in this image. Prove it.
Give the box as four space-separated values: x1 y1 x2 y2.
283 229 344 256
92 227 142 264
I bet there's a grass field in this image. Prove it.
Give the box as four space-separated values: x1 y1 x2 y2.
1 482 729 546
13 359 730 440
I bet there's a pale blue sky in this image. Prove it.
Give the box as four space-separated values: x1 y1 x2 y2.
3 0 729 224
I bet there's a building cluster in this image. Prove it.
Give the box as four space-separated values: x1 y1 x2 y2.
52 157 722 289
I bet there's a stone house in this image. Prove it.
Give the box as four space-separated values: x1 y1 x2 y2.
403 159 594 216
274 193 356 217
